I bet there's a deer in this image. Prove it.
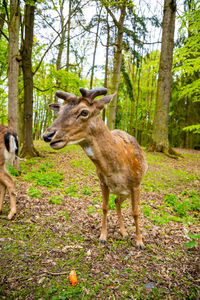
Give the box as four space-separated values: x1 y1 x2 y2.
43 88 148 249
0 125 18 220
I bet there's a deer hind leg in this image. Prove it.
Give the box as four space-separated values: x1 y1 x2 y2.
0 183 6 213
99 183 109 244
115 196 128 239
0 171 16 220
131 187 144 249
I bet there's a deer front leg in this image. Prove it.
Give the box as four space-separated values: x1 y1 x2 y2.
0 171 17 220
99 183 109 244
131 187 144 249
115 196 128 239
0 183 6 214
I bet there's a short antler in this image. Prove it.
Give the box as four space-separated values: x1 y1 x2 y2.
55 91 76 102
79 87 108 101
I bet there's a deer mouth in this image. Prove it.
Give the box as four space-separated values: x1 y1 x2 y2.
50 140 67 149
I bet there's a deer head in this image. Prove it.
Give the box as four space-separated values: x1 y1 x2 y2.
43 87 115 149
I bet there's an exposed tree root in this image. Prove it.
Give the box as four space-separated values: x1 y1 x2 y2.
20 145 40 158
148 143 183 159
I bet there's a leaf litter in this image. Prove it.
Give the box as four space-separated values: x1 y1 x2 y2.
0 143 199 299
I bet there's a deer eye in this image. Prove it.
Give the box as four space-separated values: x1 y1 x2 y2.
80 110 89 117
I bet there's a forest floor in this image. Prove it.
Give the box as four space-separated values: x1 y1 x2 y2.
0 141 199 300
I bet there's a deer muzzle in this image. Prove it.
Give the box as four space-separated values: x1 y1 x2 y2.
43 131 56 143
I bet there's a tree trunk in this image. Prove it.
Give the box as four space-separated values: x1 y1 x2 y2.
90 7 102 89
102 11 110 122
0 11 6 40
56 10 66 71
151 0 176 155
66 0 71 72
21 1 38 158
106 4 126 130
8 0 20 133
135 64 141 140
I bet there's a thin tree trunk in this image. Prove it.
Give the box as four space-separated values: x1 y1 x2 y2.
106 3 126 130
130 59 136 135
151 0 177 156
66 0 71 72
8 0 20 133
55 1 66 100
0 12 6 40
103 11 110 122
90 7 102 89
135 65 141 140
56 10 65 71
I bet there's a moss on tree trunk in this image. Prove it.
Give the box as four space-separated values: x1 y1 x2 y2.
150 0 178 158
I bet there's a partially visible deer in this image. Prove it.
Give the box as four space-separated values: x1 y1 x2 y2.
43 88 148 248
0 125 18 219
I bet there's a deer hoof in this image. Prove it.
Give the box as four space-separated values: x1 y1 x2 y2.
136 241 145 250
99 239 106 245
7 212 16 220
136 244 145 250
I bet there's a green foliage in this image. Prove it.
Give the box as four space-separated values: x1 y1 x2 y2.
164 191 199 218
183 124 200 134
81 185 93 195
143 189 199 226
27 187 42 198
64 185 80 198
185 233 200 249
109 194 116 210
64 210 70 220
23 169 64 187
170 1 200 148
142 155 199 193
48 195 63 205
87 205 96 214
173 3 200 101
116 50 160 146
6 164 19 177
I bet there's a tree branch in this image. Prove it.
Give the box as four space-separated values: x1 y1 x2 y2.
33 86 51 92
33 33 60 76
101 1 119 28
0 29 8 41
3 0 9 21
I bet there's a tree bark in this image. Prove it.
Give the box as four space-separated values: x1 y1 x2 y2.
106 3 126 130
21 1 38 158
0 12 6 40
56 0 66 71
66 0 71 72
8 0 20 133
151 0 176 155
102 11 110 121
90 7 102 89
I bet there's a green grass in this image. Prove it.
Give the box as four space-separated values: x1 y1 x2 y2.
142 189 199 226
65 184 80 198
6 163 20 177
48 195 63 205
143 152 199 193
27 187 42 198
23 169 64 188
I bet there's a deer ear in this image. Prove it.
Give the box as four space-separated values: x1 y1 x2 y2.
95 93 116 111
49 103 61 112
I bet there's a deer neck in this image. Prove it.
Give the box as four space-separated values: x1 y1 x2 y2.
80 115 114 173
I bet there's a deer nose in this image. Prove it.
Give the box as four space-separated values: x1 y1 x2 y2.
43 131 56 142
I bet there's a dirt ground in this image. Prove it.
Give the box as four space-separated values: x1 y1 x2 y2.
0 142 199 299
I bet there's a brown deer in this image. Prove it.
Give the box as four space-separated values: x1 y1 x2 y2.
43 88 148 248
0 125 18 219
